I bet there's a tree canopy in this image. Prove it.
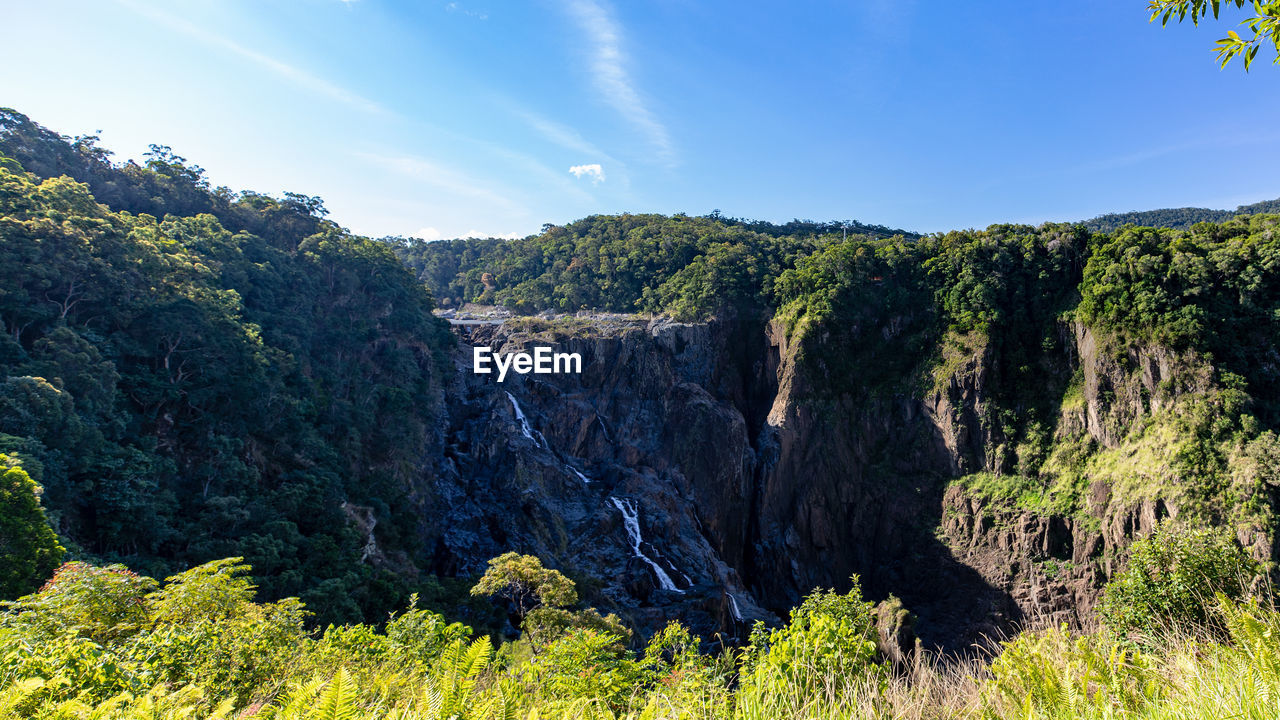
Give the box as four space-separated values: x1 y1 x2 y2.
0 109 457 625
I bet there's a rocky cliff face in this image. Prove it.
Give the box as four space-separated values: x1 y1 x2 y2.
403 310 1269 650
748 319 1017 649
413 315 774 642
935 321 1255 635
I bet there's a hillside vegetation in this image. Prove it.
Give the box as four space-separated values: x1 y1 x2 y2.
0 538 1275 720
391 215 916 318
1082 196 1280 233
412 207 1280 534
0 109 461 627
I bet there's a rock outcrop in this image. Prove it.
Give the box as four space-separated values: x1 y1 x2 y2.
403 309 1268 650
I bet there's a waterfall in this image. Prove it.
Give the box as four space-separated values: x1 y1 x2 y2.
568 465 591 484
596 415 614 444
505 391 546 449
727 592 744 622
610 497 683 593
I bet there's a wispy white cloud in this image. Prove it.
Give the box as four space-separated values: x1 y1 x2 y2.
510 105 608 158
563 0 675 164
569 163 606 183
356 151 521 212
416 227 443 241
116 0 388 116
446 2 489 20
494 99 631 191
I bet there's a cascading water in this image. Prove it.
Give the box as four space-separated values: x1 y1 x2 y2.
568 465 591 484
506 391 546 449
501 389 694 599
727 593 744 622
610 497 683 593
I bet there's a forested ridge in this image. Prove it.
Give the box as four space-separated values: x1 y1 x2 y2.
390 215 916 318
1082 196 1280 233
0 108 460 626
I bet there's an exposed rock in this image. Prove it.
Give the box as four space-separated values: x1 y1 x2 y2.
395 309 1269 650
874 596 917 668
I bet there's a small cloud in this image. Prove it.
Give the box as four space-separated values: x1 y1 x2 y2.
569 163 606 184
416 227 443 241
446 2 489 19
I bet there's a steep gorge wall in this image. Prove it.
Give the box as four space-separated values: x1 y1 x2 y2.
413 315 774 641
411 310 1271 649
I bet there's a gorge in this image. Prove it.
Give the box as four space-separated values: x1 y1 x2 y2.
2 107 1277 657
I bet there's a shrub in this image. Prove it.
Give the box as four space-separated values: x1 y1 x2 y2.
384 593 473 664
984 625 1163 716
1099 521 1259 637
534 627 638 708
0 456 64 599
148 557 257 625
2 561 155 643
522 605 630 651
737 578 884 709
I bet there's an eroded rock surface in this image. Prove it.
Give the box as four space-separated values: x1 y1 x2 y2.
403 312 1268 650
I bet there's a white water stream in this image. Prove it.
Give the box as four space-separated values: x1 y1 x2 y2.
610 497 684 593
568 465 591 484
727 592 744 622
502 390 692 595
506 392 547 449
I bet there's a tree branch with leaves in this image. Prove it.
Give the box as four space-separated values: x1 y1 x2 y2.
1149 0 1280 69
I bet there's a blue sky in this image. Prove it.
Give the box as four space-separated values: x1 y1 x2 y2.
5 0 1280 238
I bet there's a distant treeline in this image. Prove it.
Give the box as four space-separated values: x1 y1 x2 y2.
1083 197 1280 233
389 214 916 318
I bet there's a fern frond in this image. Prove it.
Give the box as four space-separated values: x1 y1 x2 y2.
0 678 45 716
271 675 330 720
311 669 358 720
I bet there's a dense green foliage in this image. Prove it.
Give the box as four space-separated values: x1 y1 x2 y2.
391 213 915 319
0 456 64 597
1078 217 1280 415
0 109 333 247
0 109 461 626
770 224 1087 457
1099 522 1258 637
7 107 1280 719
737 581 883 709
3 555 1280 719
1082 195 1280 233
764 213 1280 532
